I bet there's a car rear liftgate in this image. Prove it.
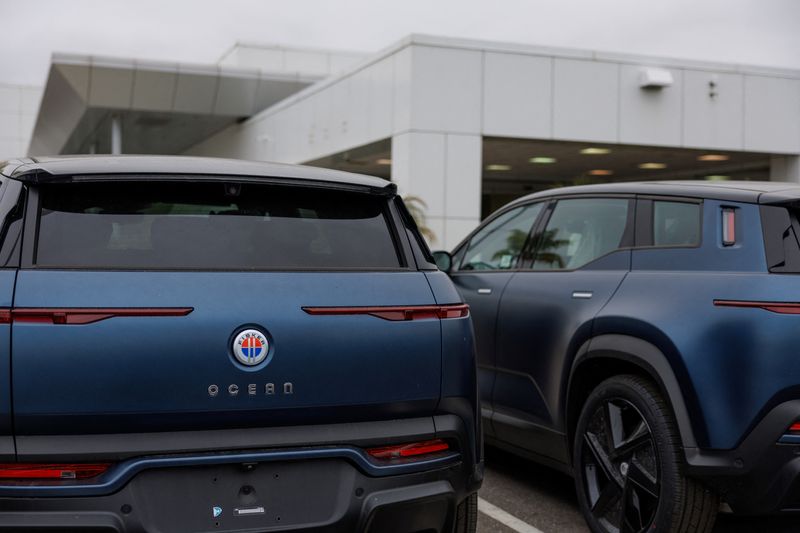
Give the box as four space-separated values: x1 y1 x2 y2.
9 179 447 447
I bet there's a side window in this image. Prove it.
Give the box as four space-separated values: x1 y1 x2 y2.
460 203 542 271
653 201 700 247
533 198 629 270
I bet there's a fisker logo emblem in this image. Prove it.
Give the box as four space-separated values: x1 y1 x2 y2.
232 329 270 366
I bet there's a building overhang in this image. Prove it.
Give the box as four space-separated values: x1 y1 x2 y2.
28 53 320 156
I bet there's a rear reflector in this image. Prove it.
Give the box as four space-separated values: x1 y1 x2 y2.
302 304 469 321
367 439 450 460
722 208 736 246
0 463 109 480
714 300 800 315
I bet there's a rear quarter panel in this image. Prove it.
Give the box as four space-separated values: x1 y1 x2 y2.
595 200 800 450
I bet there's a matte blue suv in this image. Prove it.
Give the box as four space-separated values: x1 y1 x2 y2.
0 156 481 532
434 181 800 533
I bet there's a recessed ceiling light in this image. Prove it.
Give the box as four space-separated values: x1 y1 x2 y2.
486 164 511 171
376 158 392 165
529 157 557 164
705 175 730 181
698 154 729 162
580 147 611 155
589 169 614 176
639 162 667 169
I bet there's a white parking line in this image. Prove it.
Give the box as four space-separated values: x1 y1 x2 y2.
477 497 546 533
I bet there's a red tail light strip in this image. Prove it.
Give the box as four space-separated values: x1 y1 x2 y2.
0 308 193 325
714 300 800 315
367 439 450 460
0 463 110 480
302 303 469 321
789 422 800 433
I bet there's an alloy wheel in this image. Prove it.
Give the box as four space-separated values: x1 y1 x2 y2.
581 397 660 533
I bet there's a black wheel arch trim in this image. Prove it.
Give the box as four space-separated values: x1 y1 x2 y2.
567 334 700 457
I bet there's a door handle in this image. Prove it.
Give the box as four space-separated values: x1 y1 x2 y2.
477 288 492 295
572 291 593 299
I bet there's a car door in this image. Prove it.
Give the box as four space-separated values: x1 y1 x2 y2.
492 196 633 463
448 202 544 435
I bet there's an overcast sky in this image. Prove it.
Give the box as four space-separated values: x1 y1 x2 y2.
1 0 798 86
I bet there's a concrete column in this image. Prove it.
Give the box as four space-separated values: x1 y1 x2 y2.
110 114 122 155
391 131 482 250
770 155 800 182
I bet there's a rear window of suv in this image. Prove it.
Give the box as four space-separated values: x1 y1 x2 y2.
35 181 402 270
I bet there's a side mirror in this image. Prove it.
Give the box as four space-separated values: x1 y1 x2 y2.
432 250 453 273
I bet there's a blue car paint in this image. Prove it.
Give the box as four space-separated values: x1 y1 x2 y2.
12 270 443 434
598 201 790 449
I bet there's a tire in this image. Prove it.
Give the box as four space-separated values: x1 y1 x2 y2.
454 492 478 533
573 374 718 533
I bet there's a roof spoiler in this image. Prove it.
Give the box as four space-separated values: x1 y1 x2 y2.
759 190 800 206
1 168 397 197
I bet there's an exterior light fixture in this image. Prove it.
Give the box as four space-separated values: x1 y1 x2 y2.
705 175 730 181
639 67 674 89
639 162 667 170
376 158 392 165
697 154 729 162
529 157 557 164
580 147 611 155
486 164 511 171
588 170 613 176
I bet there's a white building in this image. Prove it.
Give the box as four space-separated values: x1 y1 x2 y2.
7 35 800 248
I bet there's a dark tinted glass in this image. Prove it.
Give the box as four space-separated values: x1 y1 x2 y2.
36 181 401 269
533 198 629 270
460 203 542 270
653 201 700 246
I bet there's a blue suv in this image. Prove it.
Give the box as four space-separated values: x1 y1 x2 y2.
434 181 800 532
0 156 481 533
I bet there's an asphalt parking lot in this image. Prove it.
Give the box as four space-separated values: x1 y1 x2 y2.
477 446 800 533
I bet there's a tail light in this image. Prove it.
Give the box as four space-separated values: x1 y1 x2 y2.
722 207 736 246
0 463 110 480
788 422 800 434
303 304 469 321
367 439 450 460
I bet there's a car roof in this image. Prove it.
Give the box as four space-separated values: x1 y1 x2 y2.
0 155 394 194
508 180 800 205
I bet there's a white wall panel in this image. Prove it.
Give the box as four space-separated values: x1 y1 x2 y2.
744 75 800 153
409 46 482 134
0 86 20 113
88 65 134 108
346 68 370 147
445 134 481 219
553 58 619 143
392 46 412 134
391 131 446 217
619 65 682 146
682 70 744 150
483 53 552 138
444 218 479 249
131 69 177 112
367 58 394 142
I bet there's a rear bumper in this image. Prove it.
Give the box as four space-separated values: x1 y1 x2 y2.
685 399 800 514
0 453 479 532
0 414 481 531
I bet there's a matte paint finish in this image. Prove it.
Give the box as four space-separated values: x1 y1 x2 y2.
448 271 514 419
12 270 442 435
0 270 14 455
452 193 800 462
